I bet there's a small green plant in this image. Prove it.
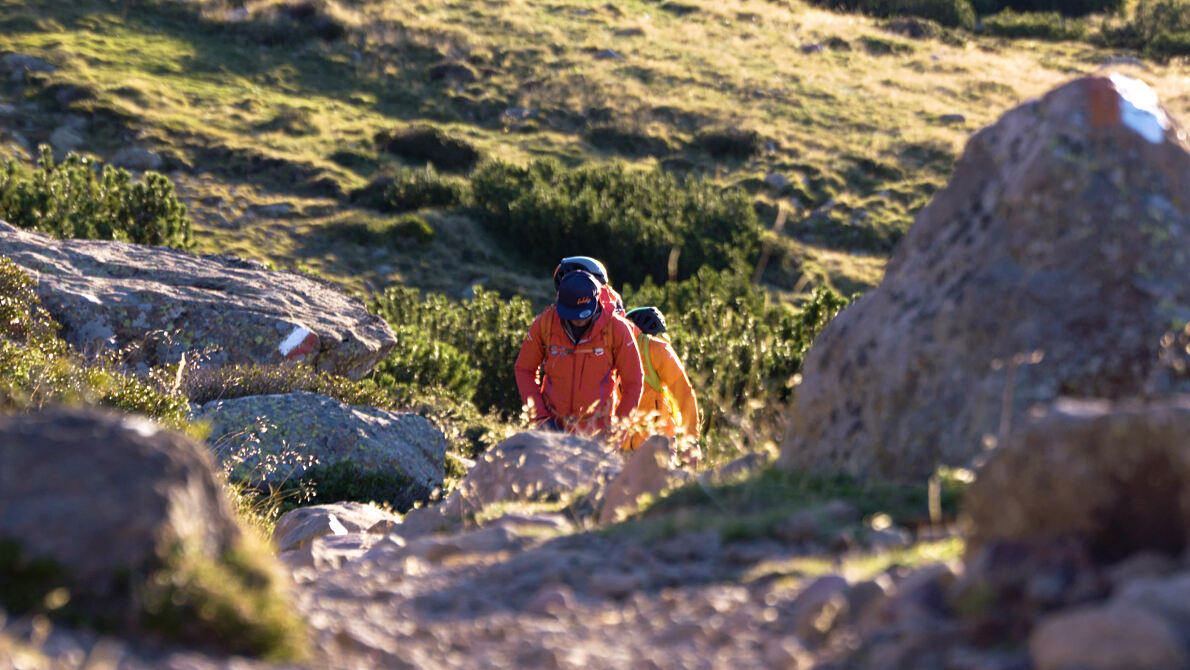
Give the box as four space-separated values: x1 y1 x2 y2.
690 128 764 160
585 124 673 158
371 325 482 405
616 462 968 544
371 286 536 417
0 535 307 662
0 146 193 250
139 537 309 661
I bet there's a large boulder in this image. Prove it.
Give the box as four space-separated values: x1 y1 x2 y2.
0 406 302 658
0 221 395 379
195 391 448 506
781 74 1190 480
965 396 1190 563
0 406 242 603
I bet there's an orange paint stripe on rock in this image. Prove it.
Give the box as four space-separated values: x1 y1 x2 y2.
1083 76 1122 130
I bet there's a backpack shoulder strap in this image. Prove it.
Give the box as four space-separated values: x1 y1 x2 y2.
637 332 663 392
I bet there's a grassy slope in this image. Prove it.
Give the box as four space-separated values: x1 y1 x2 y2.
4 0 1186 304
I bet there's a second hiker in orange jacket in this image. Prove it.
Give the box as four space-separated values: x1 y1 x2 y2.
622 307 701 460
515 270 643 438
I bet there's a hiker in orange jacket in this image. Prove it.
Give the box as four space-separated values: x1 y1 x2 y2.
515 270 644 438
621 307 701 466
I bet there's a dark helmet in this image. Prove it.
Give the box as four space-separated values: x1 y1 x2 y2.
553 256 609 290
626 306 667 336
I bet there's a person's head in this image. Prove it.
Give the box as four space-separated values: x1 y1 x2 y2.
556 270 601 325
626 306 668 336
553 256 609 291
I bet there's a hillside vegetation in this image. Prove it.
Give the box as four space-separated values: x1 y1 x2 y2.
3 0 1190 465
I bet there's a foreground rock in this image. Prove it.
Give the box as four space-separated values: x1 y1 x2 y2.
436 430 622 519
966 396 1190 562
817 396 1190 668
196 391 448 508
781 74 1190 480
273 502 400 552
0 406 300 658
0 221 395 379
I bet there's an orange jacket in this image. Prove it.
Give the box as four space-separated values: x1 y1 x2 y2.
623 333 700 451
514 305 644 436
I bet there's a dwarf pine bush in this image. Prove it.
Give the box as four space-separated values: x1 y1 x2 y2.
371 286 536 417
0 146 193 249
1101 0 1190 58
470 159 762 286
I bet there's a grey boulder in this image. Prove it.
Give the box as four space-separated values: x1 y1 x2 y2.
0 221 396 379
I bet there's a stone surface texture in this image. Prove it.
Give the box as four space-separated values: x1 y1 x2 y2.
0 406 243 609
196 391 448 501
0 221 395 379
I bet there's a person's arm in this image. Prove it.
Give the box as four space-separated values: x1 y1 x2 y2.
611 317 643 418
656 340 700 440
514 313 550 423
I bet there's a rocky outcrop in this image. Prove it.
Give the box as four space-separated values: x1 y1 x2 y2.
0 221 395 379
781 74 1190 480
0 406 242 618
195 391 448 505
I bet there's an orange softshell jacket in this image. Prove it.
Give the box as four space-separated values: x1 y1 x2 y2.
624 333 700 451
514 305 644 436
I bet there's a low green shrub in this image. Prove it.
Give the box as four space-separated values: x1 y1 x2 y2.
0 146 193 250
690 128 764 160
324 213 436 247
619 462 968 544
375 125 482 172
1101 0 1190 58
470 158 762 286
371 325 482 406
370 286 536 417
350 166 470 213
139 537 308 661
585 124 673 158
982 9 1088 39
810 0 975 29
